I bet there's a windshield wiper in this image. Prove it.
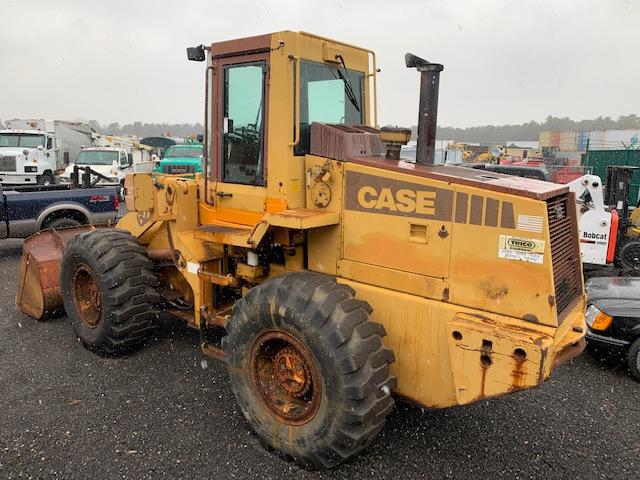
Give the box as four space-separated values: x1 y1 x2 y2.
334 55 360 113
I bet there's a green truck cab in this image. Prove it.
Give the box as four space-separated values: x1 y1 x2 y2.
154 143 204 174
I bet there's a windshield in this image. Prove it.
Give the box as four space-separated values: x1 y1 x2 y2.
164 146 203 158
0 133 45 148
75 150 118 165
295 60 364 155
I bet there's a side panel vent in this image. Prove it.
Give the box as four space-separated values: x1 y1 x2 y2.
547 194 582 318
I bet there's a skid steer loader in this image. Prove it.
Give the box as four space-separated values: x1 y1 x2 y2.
16 31 586 468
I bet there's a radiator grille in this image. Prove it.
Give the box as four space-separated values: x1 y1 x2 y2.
0 156 17 171
163 164 196 174
547 194 582 318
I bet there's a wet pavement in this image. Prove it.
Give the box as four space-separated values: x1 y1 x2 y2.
1 238 638 479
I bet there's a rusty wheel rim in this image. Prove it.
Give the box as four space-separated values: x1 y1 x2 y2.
71 264 102 328
249 330 322 425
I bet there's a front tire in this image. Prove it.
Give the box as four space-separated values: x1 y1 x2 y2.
225 272 396 469
60 229 161 356
618 239 640 274
37 173 54 186
45 217 82 230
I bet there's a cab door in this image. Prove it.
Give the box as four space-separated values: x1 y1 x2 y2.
213 54 269 225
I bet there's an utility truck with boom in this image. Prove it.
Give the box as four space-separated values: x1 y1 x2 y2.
16 32 587 468
59 135 155 195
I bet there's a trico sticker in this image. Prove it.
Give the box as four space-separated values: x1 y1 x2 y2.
498 235 545 264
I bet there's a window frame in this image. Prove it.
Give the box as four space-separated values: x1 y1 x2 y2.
294 59 365 156
212 52 270 187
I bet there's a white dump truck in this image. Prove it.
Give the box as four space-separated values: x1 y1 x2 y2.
0 119 96 185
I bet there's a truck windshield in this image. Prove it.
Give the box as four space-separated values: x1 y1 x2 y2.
75 150 118 165
0 133 45 148
164 146 203 158
294 60 364 155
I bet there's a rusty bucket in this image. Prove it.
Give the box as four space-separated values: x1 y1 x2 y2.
16 225 103 320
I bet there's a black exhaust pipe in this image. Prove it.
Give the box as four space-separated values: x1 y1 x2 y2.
405 53 444 166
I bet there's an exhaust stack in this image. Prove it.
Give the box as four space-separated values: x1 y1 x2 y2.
405 53 444 166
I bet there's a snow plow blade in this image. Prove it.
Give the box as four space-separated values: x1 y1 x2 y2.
16 225 106 320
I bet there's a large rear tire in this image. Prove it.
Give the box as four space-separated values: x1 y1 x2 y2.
60 229 161 356
224 272 396 469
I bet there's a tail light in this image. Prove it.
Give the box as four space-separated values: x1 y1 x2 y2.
114 190 120 210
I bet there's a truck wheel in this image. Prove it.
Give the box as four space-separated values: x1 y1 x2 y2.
37 173 54 186
618 239 640 273
60 229 161 356
225 272 396 469
46 217 82 230
627 339 640 381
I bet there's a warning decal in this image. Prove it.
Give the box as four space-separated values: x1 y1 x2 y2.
498 235 545 264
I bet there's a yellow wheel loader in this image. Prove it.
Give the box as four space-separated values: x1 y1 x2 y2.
16 31 586 468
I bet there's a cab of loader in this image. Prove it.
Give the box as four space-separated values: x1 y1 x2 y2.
190 31 377 220
17 31 588 469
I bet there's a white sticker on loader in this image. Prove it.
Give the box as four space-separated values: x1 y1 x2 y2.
498 235 545 264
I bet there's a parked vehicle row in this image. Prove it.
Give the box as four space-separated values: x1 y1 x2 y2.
0 119 95 185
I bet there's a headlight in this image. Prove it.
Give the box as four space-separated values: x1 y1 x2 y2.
585 304 613 331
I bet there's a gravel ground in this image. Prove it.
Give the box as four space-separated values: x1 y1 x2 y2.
1 238 638 479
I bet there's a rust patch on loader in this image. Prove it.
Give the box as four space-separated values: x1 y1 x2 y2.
16 225 103 320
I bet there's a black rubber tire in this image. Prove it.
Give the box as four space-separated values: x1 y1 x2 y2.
627 338 640 381
617 239 640 273
45 217 82 230
224 272 396 469
37 173 54 186
60 228 161 356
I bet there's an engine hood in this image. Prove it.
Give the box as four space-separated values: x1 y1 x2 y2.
586 277 640 317
0 148 29 157
63 163 114 177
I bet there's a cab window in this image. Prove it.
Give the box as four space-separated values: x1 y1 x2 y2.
294 60 364 155
120 152 128 166
222 62 266 185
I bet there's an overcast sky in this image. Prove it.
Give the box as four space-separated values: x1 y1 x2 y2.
1 0 638 128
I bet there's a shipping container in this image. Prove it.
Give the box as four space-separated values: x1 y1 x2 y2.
576 130 589 151
539 131 551 147
559 131 577 151
584 149 640 205
550 131 561 147
603 129 640 149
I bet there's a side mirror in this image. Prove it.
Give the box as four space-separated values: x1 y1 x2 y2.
187 45 206 62
127 154 133 166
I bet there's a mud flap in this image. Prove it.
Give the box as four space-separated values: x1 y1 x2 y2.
16 225 105 320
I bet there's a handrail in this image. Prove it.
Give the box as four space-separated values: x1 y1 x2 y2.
288 55 301 147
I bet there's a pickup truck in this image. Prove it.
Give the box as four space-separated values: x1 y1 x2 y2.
1 183 118 239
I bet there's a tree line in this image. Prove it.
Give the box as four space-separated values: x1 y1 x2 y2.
87 121 204 138
432 114 640 144
4 115 637 144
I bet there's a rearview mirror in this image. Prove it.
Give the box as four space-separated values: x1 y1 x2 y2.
187 45 206 62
